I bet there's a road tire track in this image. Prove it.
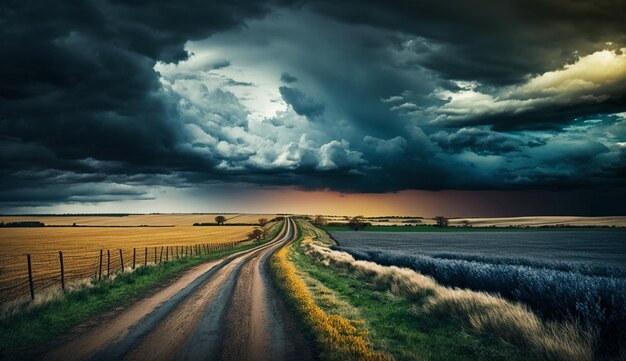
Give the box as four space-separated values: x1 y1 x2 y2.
42 218 313 361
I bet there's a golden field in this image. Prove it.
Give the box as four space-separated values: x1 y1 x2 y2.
0 213 280 227
0 217 263 303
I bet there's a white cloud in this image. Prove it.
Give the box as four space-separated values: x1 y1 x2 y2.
426 49 626 125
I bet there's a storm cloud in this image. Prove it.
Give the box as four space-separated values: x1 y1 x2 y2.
1 0 625 213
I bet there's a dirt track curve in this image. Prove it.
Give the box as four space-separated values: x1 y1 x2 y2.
42 218 314 361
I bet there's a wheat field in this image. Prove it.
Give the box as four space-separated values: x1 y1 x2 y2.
0 213 280 227
0 215 273 304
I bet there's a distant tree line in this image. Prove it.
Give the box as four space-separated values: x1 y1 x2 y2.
0 221 45 228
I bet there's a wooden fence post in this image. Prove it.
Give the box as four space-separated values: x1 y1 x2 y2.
144 247 148 267
119 249 124 272
166 246 169 262
154 247 157 264
159 246 163 263
132 248 136 269
27 254 34 300
59 251 65 291
107 250 110 277
99 250 103 281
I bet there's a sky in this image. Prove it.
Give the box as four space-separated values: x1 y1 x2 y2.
1 0 625 216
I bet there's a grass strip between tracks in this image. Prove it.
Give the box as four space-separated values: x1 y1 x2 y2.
271 219 390 361
0 220 283 360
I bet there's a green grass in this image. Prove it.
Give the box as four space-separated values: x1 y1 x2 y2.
295 222 526 361
0 221 283 360
323 225 616 232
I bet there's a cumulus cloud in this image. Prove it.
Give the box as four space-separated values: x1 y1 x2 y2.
427 49 626 129
1 1 625 210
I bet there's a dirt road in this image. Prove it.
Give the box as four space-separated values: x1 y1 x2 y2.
43 218 314 361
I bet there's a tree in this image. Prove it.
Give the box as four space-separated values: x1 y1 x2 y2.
313 215 328 226
434 216 449 228
247 228 264 241
215 215 226 225
258 218 269 227
460 220 472 228
347 216 367 231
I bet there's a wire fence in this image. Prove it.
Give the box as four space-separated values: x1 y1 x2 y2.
0 240 246 305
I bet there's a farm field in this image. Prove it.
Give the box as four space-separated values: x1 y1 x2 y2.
330 230 626 267
0 219 260 304
317 215 626 227
330 229 626 358
450 216 626 227
0 218 310 361
0 213 281 226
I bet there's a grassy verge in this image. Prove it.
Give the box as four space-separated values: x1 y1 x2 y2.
323 225 620 232
295 220 525 361
271 220 390 361
0 221 282 359
298 220 593 361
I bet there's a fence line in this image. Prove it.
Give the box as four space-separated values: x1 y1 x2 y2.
0 239 248 305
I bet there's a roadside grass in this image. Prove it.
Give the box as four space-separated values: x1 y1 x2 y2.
271 220 390 361
292 221 525 361
0 221 282 360
323 225 618 232
301 220 593 361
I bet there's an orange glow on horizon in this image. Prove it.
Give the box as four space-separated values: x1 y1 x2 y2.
242 189 486 217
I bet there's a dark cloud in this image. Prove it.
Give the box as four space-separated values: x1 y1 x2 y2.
223 79 255 86
0 0 275 203
1 1 625 212
278 86 325 118
280 72 298 83
308 0 626 85
431 128 545 155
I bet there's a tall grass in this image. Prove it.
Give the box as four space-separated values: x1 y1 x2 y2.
271 225 390 361
338 247 626 357
304 243 593 361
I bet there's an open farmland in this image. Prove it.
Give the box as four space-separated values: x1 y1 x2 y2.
331 230 626 267
0 213 281 227
318 215 626 227
0 217 260 304
331 229 626 357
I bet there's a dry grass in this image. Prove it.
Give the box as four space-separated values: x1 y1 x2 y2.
0 224 253 303
304 237 594 361
0 213 280 226
272 228 390 361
